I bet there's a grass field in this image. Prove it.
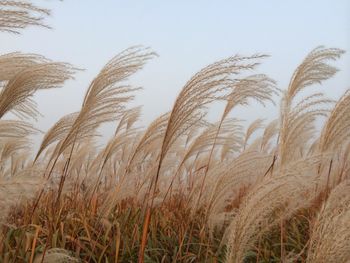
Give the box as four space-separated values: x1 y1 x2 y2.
0 2 349 263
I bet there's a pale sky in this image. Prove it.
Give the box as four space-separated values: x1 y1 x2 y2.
1 0 350 142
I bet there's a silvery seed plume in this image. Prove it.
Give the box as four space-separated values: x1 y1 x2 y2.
0 1 50 34
278 46 344 167
51 46 156 164
0 58 76 120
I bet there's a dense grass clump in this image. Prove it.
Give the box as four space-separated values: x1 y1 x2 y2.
1 193 227 262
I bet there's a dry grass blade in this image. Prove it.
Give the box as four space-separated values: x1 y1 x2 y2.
34 112 79 163
52 46 156 160
189 73 277 230
286 46 344 99
139 54 268 262
114 106 142 135
0 119 38 138
243 118 264 150
101 129 139 168
223 74 278 119
100 114 170 217
178 118 243 174
162 118 243 201
319 89 350 153
0 0 50 33
0 52 46 81
0 59 76 120
0 137 30 164
195 151 273 232
278 47 344 167
261 119 279 152
125 112 170 174
159 55 266 163
225 172 316 263
306 180 350 263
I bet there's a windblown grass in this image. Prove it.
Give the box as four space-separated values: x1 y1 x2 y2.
0 2 350 263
